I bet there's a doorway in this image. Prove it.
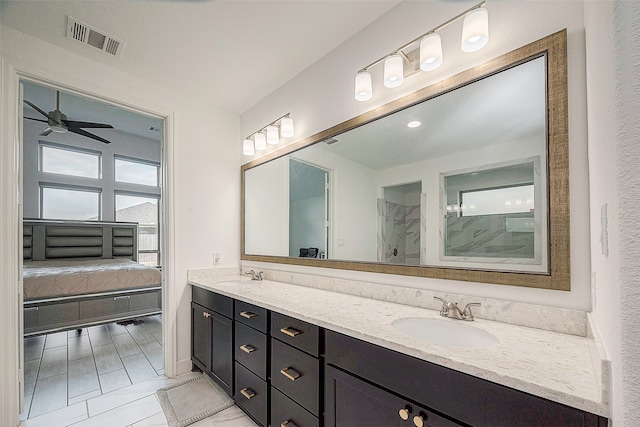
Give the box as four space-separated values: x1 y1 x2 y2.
19 79 167 420
289 158 331 259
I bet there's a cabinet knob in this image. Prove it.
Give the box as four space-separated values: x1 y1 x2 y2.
240 344 256 354
203 312 211 318
398 405 412 420
413 412 427 427
280 420 299 427
240 311 257 319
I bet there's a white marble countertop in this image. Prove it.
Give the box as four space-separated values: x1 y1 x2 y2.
188 276 608 418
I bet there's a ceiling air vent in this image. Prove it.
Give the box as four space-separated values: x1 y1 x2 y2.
66 16 124 58
323 138 340 146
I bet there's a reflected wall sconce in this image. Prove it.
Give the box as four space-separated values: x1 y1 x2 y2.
243 113 294 156
354 1 488 101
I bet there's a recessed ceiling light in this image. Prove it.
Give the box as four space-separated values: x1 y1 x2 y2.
407 120 422 128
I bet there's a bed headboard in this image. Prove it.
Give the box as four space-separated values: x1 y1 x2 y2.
23 219 139 262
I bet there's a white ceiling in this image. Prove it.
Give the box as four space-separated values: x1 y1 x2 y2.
1 0 400 115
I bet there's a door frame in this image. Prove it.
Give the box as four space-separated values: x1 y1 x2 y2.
1 59 177 426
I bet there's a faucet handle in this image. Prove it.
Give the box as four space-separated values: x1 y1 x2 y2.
433 296 449 315
462 302 481 320
257 271 263 281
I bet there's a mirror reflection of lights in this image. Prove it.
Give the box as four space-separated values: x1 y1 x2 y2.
407 120 422 128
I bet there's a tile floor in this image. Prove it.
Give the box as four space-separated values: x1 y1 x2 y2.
19 316 257 427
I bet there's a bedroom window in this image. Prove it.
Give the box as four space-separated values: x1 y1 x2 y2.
115 193 160 266
115 156 159 187
41 185 101 220
40 143 101 179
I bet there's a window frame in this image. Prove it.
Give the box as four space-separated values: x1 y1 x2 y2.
114 155 160 187
39 182 102 221
114 190 161 267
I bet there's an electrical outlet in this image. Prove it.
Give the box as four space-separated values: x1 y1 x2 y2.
213 251 221 265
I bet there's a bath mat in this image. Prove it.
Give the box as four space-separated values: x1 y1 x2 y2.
156 374 234 427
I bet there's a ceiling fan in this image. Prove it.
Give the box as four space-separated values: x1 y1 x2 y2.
24 91 113 144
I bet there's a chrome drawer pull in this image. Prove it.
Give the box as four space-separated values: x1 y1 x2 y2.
280 326 301 337
114 296 131 300
24 307 39 312
280 367 301 381
240 388 256 400
281 421 299 427
240 344 256 354
240 311 257 319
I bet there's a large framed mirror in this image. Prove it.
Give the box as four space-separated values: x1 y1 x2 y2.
242 30 569 290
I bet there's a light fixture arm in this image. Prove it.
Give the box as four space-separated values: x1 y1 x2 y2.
357 1 486 73
244 112 291 140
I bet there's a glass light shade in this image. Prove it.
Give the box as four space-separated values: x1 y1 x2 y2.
420 33 443 71
354 71 372 101
243 139 255 156
461 8 489 52
281 116 294 137
266 125 279 145
383 54 404 88
254 133 267 151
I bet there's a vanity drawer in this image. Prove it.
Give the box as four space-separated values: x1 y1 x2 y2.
234 362 267 427
192 286 233 318
235 300 268 333
271 338 320 416
271 312 320 356
271 386 319 427
235 322 267 380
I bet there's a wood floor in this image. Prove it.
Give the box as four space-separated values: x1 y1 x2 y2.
22 315 164 421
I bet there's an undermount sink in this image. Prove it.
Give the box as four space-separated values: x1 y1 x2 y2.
392 317 500 349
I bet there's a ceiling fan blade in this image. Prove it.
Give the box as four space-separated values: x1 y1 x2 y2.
40 128 53 136
68 128 111 144
64 120 114 129
25 117 49 123
24 100 53 120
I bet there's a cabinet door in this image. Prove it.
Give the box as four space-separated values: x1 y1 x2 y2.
211 310 234 396
325 365 462 427
191 302 211 373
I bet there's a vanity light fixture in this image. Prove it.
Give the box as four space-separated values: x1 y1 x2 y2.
354 1 488 101
243 138 255 156
243 113 294 155
254 132 267 151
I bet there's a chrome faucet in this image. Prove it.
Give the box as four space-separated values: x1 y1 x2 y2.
433 296 480 321
244 269 263 281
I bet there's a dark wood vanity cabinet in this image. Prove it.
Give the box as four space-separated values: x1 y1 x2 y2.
191 286 607 427
325 330 607 427
191 286 234 396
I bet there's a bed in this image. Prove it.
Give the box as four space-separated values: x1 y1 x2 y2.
23 219 162 337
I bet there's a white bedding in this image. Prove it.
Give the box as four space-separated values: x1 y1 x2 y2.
23 258 162 300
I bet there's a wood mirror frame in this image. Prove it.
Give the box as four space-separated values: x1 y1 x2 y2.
241 30 569 290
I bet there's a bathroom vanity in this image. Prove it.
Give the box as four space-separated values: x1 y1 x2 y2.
189 277 608 427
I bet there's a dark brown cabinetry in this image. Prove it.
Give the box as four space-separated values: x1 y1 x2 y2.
192 286 607 427
271 312 323 426
233 300 269 426
191 286 233 396
325 330 607 427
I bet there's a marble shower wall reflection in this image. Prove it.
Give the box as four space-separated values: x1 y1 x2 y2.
377 184 422 265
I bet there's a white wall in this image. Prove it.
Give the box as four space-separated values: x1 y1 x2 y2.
241 1 591 311
585 0 640 424
0 25 240 426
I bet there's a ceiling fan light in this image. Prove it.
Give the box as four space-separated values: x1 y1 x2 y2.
266 125 279 145
384 54 404 88
50 124 68 133
243 139 255 156
254 133 267 151
281 116 294 138
420 33 443 72
355 71 373 101
461 8 489 53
